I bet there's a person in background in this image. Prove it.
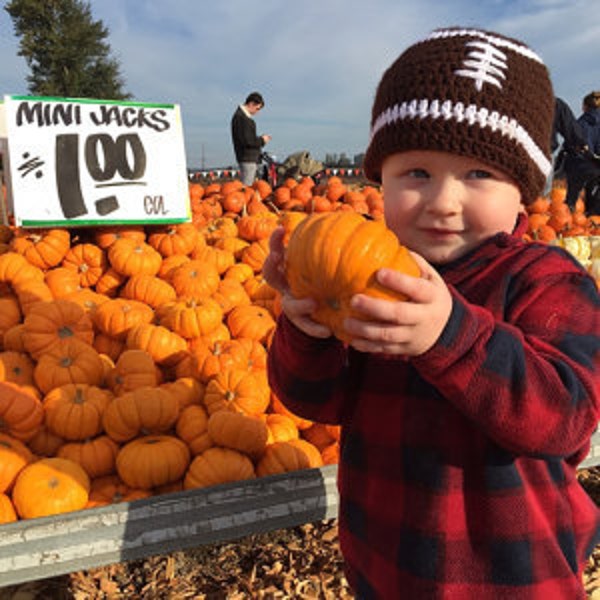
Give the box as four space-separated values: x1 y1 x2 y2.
563 91 600 211
552 97 586 155
230 92 272 186
264 27 600 598
550 96 586 186
580 91 600 155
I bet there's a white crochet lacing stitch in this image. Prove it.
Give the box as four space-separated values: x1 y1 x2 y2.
369 98 552 178
425 28 544 64
455 40 508 91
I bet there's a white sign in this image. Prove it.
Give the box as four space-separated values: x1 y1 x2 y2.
4 95 191 227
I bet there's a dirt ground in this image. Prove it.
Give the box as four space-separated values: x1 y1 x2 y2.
1 468 600 599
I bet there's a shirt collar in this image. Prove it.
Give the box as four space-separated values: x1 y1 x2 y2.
240 104 253 118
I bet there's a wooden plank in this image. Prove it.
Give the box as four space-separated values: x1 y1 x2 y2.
0 465 339 588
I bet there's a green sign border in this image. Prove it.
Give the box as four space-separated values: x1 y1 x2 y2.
7 95 175 110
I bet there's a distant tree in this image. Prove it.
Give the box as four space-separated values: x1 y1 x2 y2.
5 0 130 99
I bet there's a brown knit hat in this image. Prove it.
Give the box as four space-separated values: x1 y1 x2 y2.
363 27 554 204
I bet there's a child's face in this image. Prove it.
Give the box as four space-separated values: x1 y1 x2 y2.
381 150 523 264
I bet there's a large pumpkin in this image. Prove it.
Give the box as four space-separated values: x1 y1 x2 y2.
285 211 420 342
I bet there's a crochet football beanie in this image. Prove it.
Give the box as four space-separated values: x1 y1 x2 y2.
363 27 554 204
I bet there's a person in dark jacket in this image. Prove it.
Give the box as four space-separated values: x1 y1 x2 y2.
563 91 600 211
230 92 271 185
264 27 600 599
552 96 586 155
547 97 586 195
581 91 600 155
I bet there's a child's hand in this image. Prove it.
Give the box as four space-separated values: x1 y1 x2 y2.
263 227 333 339
344 252 453 356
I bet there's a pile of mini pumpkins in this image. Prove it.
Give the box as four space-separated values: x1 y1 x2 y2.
524 182 600 284
1 175 382 523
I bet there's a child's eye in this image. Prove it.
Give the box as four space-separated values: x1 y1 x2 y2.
468 169 492 179
409 168 429 178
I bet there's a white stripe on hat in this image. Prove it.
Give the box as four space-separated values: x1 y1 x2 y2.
425 28 545 65
369 98 552 179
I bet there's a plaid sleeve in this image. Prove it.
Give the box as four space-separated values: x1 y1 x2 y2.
267 314 351 424
413 259 600 459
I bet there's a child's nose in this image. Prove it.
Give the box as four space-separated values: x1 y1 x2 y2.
426 179 462 213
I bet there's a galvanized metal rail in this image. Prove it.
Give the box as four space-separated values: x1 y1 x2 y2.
2 429 600 589
581 428 600 469
0 465 339 588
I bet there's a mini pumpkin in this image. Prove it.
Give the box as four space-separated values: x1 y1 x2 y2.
207 410 269 458
120 274 177 309
33 340 105 394
146 223 198 257
0 350 35 386
158 297 224 339
116 435 191 490
0 492 17 523
57 435 120 479
125 323 187 366
22 298 95 360
285 211 420 343
62 242 108 287
175 404 213 456
107 238 162 277
226 304 276 344
12 457 90 519
10 228 71 269
106 348 161 396
86 474 151 508
102 386 179 443
43 383 113 441
255 441 313 477
93 298 155 340
0 382 44 441
183 447 255 490
203 368 270 416
0 433 34 493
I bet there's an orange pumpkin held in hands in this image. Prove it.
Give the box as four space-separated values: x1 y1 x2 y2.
285 211 420 342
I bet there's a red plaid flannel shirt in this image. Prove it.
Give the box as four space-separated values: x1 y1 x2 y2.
268 214 600 599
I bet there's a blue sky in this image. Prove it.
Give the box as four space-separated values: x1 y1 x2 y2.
1 0 599 169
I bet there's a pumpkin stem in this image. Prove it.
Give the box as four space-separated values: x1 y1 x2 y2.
73 388 86 404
